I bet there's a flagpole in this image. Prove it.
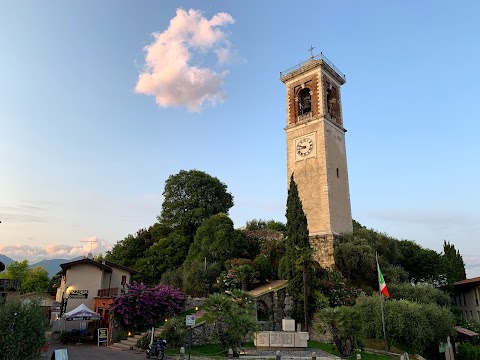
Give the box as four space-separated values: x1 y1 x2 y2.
376 252 388 353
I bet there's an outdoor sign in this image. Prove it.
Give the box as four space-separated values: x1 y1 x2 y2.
185 314 196 326
60 298 68 315
97 328 108 346
50 349 68 360
68 290 88 299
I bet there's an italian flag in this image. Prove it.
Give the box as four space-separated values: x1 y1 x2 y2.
377 262 390 298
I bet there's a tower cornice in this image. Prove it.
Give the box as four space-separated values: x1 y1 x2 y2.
280 53 346 85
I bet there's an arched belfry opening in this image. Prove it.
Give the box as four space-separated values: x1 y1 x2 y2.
297 87 312 115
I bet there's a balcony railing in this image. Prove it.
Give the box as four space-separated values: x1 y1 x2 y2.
280 52 346 81
97 287 120 297
0 279 20 292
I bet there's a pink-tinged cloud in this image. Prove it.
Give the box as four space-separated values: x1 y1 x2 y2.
135 8 235 112
0 236 113 263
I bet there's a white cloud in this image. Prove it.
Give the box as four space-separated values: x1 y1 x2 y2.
135 8 235 112
0 236 113 263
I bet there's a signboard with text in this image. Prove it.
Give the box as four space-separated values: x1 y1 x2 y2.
60 298 68 315
68 290 88 299
97 328 108 346
185 315 196 326
50 349 68 360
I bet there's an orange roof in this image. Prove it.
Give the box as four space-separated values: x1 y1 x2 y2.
455 326 479 337
453 277 480 286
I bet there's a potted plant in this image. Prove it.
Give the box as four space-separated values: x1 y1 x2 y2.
60 331 70 344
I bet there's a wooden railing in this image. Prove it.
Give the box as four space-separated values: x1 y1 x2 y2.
97 287 120 297
0 279 20 291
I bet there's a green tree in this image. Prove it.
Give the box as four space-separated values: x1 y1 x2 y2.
316 306 364 357
1 260 30 284
21 266 50 294
356 294 455 354
49 272 62 296
186 214 242 265
0 297 48 359
181 260 222 297
203 290 257 351
158 170 234 235
443 240 466 284
245 219 286 232
334 239 376 290
135 231 190 285
106 223 171 268
388 283 450 307
398 240 447 285
280 175 316 331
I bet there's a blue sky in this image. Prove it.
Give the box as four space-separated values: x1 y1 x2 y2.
1 1 479 277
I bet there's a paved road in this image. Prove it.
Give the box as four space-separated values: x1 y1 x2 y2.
46 339 148 359
46 339 338 360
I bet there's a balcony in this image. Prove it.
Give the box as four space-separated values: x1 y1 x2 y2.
97 287 120 297
0 279 20 292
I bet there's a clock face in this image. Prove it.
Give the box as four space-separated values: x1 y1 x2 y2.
296 138 314 157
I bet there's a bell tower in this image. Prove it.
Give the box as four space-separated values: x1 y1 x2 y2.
280 52 353 268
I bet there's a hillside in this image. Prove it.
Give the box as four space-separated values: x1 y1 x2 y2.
0 255 82 277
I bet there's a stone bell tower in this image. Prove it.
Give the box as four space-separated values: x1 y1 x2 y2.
280 52 353 268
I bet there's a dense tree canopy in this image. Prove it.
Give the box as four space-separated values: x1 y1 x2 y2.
186 213 243 265
356 294 455 355
245 219 286 232
0 261 50 294
398 240 446 285
106 223 172 269
135 231 191 285
158 170 234 235
443 240 466 284
21 266 50 294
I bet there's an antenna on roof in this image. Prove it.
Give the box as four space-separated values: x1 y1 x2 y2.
80 238 98 254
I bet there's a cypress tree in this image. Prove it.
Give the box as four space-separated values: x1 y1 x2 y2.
281 174 316 331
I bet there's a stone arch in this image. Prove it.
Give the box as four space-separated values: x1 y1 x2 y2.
297 87 312 115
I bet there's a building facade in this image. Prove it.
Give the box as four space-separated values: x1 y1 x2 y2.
54 257 137 332
453 277 480 322
280 53 353 268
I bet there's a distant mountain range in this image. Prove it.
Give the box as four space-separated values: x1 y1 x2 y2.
0 254 83 277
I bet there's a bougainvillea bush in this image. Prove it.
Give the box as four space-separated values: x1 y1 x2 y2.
111 281 183 331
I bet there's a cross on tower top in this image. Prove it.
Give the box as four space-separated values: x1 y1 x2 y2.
308 45 315 59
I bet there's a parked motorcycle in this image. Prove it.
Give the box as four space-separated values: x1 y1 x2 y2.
146 339 166 359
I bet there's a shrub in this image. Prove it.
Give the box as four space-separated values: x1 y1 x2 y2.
0 297 48 359
162 315 188 348
111 281 183 332
136 332 154 350
457 343 480 360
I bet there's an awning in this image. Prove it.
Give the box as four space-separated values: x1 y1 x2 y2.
61 303 101 321
454 326 479 337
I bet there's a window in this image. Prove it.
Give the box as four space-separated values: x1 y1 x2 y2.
463 293 467 306
336 168 339 178
121 275 127 285
475 287 479 306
